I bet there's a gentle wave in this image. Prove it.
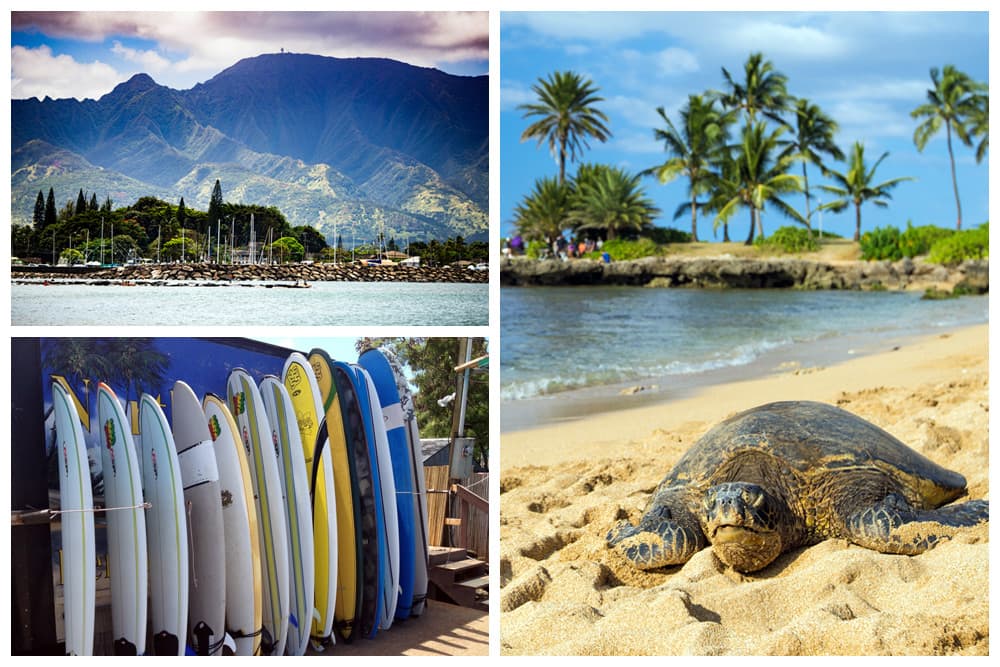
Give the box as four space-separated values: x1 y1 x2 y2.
500 287 987 403
501 336 791 400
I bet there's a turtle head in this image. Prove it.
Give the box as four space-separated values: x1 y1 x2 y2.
703 482 785 572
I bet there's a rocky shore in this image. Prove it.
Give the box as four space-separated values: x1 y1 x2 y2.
500 255 988 293
12 261 488 284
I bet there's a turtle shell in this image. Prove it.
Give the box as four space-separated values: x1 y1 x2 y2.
665 401 967 508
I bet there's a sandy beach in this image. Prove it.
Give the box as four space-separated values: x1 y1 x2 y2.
500 323 989 655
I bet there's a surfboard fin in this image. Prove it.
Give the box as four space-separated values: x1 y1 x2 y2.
153 630 179 656
113 637 137 655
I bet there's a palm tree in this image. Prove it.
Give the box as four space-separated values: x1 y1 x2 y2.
42 339 113 425
818 141 914 242
789 99 844 229
511 176 573 244
646 95 735 242
911 65 987 230
567 165 660 241
717 52 792 126
967 91 989 164
712 123 805 244
97 339 169 403
519 70 612 184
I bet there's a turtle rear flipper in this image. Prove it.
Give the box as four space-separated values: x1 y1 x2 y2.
844 493 988 555
606 497 705 570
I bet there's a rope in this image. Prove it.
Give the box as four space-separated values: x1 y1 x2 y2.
50 501 152 516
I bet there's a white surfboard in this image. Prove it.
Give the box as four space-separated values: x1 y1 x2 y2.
357 366 400 629
204 393 263 656
227 369 290 656
171 380 227 656
51 381 96 656
282 352 338 645
139 393 188 656
260 376 316 656
96 383 147 655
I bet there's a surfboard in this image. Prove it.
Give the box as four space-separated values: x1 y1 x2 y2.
260 376 315 657
307 349 361 643
331 360 384 640
282 352 338 646
171 380 227 656
96 383 147 655
227 369 290 656
203 393 262 656
357 348 417 620
51 381 96 656
138 393 188 656
356 365 401 629
384 349 431 617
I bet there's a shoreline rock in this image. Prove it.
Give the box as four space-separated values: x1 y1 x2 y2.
500 256 987 293
12 262 488 285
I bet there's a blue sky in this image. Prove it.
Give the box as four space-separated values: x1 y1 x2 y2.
10 11 488 101
500 11 989 242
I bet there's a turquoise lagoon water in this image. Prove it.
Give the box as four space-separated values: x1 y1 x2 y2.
500 287 987 430
11 280 489 326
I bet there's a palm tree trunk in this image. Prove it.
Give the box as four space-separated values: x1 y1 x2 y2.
558 130 568 185
744 209 756 245
723 223 730 243
801 163 812 231
690 194 699 242
946 123 962 230
854 201 862 242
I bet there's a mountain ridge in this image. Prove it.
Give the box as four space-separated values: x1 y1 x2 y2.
11 52 488 242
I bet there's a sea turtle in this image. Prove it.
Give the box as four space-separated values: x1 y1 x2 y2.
606 400 988 573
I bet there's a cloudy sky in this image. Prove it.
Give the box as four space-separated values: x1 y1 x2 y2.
10 10 489 101
501 10 989 241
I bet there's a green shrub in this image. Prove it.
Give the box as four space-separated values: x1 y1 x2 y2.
898 222 953 258
754 226 819 254
645 226 693 244
584 237 661 261
927 223 989 265
859 226 902 261
526 239 548 259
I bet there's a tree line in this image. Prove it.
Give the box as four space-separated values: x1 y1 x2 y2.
513 54 988 247
12 178 487 266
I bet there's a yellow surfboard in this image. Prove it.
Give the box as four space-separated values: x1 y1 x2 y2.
282 353 338 644
307 349 361 643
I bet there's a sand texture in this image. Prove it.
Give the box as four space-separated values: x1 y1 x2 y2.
500 325 988 655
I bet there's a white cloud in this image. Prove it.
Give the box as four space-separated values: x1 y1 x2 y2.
11 45 124 101
111 41 172 72
657 48 700 75
503 12 669 43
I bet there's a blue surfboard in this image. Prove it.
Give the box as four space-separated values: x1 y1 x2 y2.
358 348 417 620
354 364 400 630
331 361 384 640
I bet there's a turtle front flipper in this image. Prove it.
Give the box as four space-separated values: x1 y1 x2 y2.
843 493 988 555
606 490 705 570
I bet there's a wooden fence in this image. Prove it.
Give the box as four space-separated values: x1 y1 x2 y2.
425 466 489 559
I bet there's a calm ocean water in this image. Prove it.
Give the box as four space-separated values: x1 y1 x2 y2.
11 280 488 326
501 287 987 427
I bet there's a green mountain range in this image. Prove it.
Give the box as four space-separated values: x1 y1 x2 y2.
11 53 488 243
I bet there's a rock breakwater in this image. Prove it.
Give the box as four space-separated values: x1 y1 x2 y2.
500 256 987 293
13 262 488 285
